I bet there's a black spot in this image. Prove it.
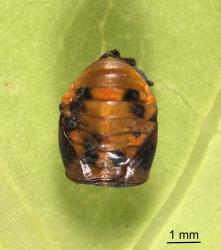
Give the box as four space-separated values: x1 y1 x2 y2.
76 87 91 100
59 103 65 112
84 137 95 152
136 140 155 170
131 103 145 118
100 49 120 59
85 150 99 165
124 89 139 102
67 117 77 131
132 131 141 138
84 137 99 165
70 100 84 113
85 150 98 159
85 157 97 165
110 150 127 166
59 116 77 168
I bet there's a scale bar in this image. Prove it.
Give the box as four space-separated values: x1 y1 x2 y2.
167 241 201 244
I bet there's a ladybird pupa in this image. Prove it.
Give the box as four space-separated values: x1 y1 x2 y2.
59 49 158 187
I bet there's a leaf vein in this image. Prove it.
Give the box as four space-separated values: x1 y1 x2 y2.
100 0 113 54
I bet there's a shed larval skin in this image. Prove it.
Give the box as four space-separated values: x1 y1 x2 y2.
59 53 157 187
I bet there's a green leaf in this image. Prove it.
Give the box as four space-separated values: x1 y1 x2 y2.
0 0 221 250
